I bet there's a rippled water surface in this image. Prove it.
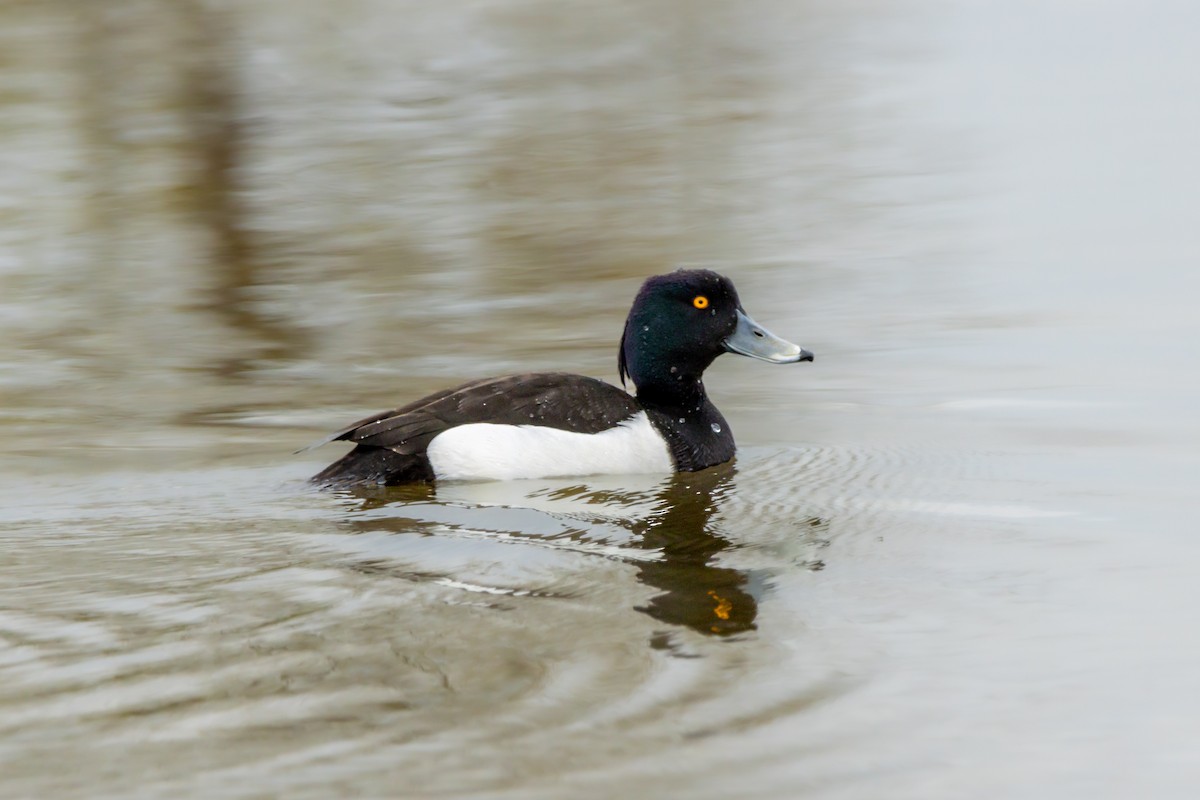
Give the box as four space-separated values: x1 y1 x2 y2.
3 1 1199 797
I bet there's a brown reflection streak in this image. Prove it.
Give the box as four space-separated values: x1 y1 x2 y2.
176 1 303 375
71 2 307 379
71 0 127 371
629 464 757 637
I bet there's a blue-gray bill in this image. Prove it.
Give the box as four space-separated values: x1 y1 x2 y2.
723 309 815 364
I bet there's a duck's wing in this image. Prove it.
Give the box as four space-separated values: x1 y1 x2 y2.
306 372 641 456
296 376 496 453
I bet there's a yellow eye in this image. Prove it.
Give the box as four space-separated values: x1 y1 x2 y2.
693 295 709 309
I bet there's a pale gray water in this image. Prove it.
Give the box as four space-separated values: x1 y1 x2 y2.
2 1 1199 798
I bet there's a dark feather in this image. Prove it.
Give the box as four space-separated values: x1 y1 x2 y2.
618 324 630 389
297 377 496 453
310 447 433 487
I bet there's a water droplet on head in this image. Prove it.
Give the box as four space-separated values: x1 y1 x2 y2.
669 366 677 374
643 325 650 332
678 418 685 424
711 422 722 433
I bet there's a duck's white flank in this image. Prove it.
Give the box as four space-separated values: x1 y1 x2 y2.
425 411 673 481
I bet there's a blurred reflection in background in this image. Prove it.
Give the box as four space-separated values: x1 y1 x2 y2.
3 0 865 408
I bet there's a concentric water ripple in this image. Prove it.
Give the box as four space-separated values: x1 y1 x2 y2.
0 449 883 798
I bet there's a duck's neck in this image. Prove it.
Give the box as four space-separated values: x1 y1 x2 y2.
633 372 709 415
634 373 734 472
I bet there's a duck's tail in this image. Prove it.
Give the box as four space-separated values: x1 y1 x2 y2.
310 446 434 488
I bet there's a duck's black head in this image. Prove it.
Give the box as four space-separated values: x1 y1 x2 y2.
618 269 813 403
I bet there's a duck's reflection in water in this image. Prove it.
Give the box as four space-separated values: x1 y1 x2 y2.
627 464 757 637
332 464 819 639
